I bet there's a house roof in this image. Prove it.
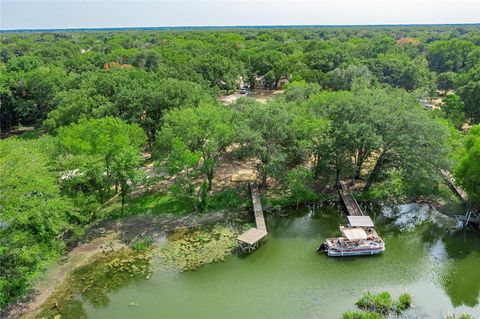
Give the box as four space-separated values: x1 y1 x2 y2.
347 216 375 228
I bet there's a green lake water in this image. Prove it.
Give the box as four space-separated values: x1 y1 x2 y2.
63 204 480 318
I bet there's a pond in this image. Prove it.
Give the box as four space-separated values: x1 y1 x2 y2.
49 204 480 319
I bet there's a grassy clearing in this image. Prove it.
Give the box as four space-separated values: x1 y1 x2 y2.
98 187 247 220
99 192 193 219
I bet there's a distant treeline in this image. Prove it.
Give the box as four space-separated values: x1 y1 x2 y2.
1 24 480 133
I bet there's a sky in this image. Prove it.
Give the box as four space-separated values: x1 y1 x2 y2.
1 0 479 30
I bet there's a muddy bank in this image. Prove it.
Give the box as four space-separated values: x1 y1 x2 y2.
5 209 246 319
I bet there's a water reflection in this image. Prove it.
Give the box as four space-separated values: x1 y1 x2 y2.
383 203 480 309
441 231 480 307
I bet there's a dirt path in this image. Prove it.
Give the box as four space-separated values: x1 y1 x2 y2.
218 89 284 105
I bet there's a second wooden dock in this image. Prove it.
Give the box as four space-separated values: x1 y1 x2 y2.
237 182 268 254
339 181 364 216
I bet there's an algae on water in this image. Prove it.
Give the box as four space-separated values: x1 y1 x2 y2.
37 248 154 319
159 226 237 271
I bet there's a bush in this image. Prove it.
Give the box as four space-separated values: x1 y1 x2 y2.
397 293 412 311
287 167 318 206
356 292 396 315
341 312 382 319
446 315 475 319
210 190 243 210
354 291 412 317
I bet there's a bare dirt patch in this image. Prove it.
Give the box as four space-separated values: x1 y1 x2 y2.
219 89 283 105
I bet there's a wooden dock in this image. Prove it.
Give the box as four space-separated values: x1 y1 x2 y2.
237 182 268 254
441 170 479 228
441 170 469 202
339 181 364 216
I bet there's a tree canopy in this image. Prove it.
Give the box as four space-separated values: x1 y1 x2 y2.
455 125 480 205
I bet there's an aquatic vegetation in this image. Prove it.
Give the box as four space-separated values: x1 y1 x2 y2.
396 293 412 311
341 311 382 319
159 226 237 271
446 315 475 319
344 291 413 318
37 248 154 318
356 292 397 315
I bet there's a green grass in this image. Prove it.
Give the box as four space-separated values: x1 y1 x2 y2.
262 190 331 208
100 192 193 219
208 190 244 210
100 188 248 219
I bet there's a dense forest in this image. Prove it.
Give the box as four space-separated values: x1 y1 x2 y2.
1 25 480 311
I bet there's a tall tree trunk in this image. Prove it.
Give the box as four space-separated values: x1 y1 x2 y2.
313 152 321 178
364 151 386 191
197 180 208 213
353 162 362 182
335 167 341 189
121 193 126 212
261 172 268 187
206 167 214 191
98 188 104 204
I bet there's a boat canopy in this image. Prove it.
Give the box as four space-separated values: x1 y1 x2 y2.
347 215 375 228
341 227 368 241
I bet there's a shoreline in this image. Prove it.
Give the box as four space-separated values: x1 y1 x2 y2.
3 191 467 318
4 209 245 319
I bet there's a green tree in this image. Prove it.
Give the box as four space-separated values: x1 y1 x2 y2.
12 66 69 125
362 88 449 193
157 104 234 211
283 81 322 102
43 88 112 131
369 54 433 91
427 39 475 73
437 72 457 91
132 50 161 72
327 64 373 91
456 65 480 123
0 138 73 308
193 54 242 91
455 125 480 205
56 118 146 209
287 167 317 207
164 139 201 210
308 90 375 186
442 94 465 129
142 78 212 144
0 65 15 132
233 99 295 186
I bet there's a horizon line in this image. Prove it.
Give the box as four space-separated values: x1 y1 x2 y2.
2 22 479 33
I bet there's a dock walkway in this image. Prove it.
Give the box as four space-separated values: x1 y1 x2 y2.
441 170 469 202
237 182 268 253
441 170 479 227
339 181 364 216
